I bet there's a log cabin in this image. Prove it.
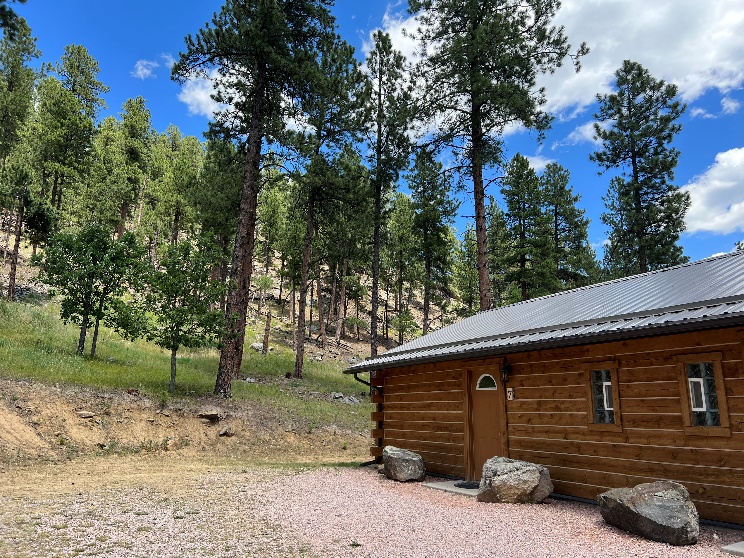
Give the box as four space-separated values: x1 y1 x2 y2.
346 251 744 524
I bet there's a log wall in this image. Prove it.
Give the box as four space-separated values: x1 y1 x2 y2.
369 325 744 524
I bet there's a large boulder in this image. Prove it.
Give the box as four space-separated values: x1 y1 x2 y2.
477 457 553 504
597 481 699 546
382 446 426 482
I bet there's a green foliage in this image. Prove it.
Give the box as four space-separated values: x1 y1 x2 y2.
390 308 419 343
0 0 27 40
453 226 479 317
409 0 587 310
592 60 689 276
540 163 598 289
144 238 226 389
501 153 556 301
39 224 145 354
409 148 459 331
0 16 38 163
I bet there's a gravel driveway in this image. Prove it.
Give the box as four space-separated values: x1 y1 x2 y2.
1 466 740 557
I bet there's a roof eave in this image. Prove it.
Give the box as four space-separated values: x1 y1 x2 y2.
343 313 744 375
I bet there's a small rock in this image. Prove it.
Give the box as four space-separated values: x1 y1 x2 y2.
249 343 263 352
197 407 222 422
382 446 426 482
218 427 234 437
76 411 95 419
106 357 115 363
343 396 360 405
348 357 359 365
157 410 171 417
331 392 344 400
477 457 553 504
597 481 699 545
244 377 256 383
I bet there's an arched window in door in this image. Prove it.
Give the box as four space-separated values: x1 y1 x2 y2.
476 373 498 390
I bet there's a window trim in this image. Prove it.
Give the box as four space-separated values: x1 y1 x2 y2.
675 352 731 437
584 361 622 432
475 373 498 391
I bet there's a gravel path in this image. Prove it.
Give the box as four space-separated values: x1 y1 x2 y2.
1 466 740 557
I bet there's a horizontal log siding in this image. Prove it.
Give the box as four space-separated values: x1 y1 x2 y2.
372 364 467 477
505 326 744 525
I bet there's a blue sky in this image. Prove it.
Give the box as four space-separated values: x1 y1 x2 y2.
16 1 744 263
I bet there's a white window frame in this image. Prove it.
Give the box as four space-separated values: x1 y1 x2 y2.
688 378 706 412
476 374 498 391
602 382 614 411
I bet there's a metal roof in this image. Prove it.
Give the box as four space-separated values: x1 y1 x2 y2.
347 251 744 373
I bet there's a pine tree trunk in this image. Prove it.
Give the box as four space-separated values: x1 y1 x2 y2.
169 347 178 391
423 255 432 335
294 191 315 379
329 260 338 331
215 71 266 397
471 103 491 311
171 205 181 245
371 178 382 358
7 194 25 301
317 262 326 349
278 256 285 316
117 201 128 239
335 258 347 345
291 288 296 350
262 311 271 355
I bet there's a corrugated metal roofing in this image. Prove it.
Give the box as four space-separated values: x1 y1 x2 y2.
347 251 744 373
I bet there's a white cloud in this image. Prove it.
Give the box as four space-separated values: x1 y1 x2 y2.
177 69 223 117
721 96 741 115
552 121 604 149
379 1 744 130
525 155 555 173
684 147 744 234
131 59 159 80
691 107 716 119
534 0 744 116
161 53 177 69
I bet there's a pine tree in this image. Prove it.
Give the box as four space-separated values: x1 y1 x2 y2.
539 163 598 289
591 60 689 276
409 149 458 334
0 17 38 166
501 154 555 301
172 0 336 396
409 0 587 311
485 196 511 308
363 30 412 357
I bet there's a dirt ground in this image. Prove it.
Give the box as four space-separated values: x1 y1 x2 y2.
0 377 371 557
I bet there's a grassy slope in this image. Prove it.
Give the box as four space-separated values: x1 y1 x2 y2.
0 298 373 432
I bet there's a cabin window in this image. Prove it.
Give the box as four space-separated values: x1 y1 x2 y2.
584 361 621 431
686 362 720 426
591 370 614 424
476 374 498 390
675 352 730 436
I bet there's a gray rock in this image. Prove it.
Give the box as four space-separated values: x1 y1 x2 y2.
197 407 222 422
331 392 344 400
249 343 263 352
477 457 553 504
343 396 361 405
218 427 235 437
348 357 359 365
382 446 426 482
597 481 699 546
76 411 95 419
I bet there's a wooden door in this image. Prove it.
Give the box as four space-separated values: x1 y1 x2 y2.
468 371 504 480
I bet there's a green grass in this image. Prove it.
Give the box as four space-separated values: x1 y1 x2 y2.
0 298 373 431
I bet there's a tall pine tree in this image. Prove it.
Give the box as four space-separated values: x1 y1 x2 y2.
409 0 587 311
172 0 335 396
591 60 689 276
